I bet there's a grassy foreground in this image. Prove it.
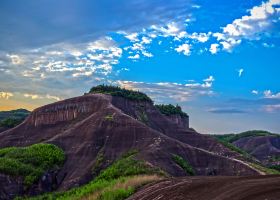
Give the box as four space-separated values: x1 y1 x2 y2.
22 151 164 200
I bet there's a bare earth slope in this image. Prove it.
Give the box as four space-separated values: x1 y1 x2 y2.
0 94 259 194
129 175 280 200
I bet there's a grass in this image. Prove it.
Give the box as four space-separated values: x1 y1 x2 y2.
249 163 280 175
172 154 195 175
88 85 153 103
155 104 188 117
23 151 164 200
0 143 65 186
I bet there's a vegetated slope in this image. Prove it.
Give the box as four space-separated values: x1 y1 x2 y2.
0 90 260 197
128 175 280 200
0 109 30 132
213 130 280 166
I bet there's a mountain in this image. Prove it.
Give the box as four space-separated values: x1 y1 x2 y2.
0 86 265 199
0 109 30 132
213 130 280 167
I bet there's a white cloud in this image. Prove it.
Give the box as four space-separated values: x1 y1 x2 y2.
203 76 215 82
7 54 23 65
24 93 60 101
175 43 191 56
188 32 211 43
213 0 280 51
142 51 153 57
128 54 140 59
251 90 259 95
116 76 215 103
209 44 219 54
0 91 13 99
238 68 244 77
264 90 280 98
125 33 139 42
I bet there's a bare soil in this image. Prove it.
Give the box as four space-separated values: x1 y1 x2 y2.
129 175 280 200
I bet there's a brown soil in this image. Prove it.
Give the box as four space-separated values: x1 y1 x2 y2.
128 175 280 200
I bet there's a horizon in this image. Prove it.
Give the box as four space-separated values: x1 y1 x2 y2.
0 0 280 134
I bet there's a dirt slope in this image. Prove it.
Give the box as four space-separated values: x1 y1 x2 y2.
128 175 280 200
0 94 260 194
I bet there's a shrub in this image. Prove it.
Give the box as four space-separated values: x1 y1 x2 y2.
155 104 188 117
0 143 65 185
88 85 153 103
172 154 195 175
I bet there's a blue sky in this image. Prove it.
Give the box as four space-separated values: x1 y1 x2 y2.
0 0 280 133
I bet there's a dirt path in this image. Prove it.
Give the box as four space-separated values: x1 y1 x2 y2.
128 175 280 200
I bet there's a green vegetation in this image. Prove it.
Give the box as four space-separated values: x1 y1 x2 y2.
269 156 280 162
104 114 114 121
249 163 280 175
25 151 163 200
89 85 153 102
0 109 30 128
92 151 105 176
172 154 195 175
213 130 278 143
155 104 188 117
0 118 23 128
0 143 65 186
269 165 280 172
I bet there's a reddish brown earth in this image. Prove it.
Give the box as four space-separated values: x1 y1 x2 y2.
128 175 280 200
0 94 260 197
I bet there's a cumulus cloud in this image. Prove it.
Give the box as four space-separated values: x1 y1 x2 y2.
214 0 280 51
175 43 191 56
0 91 13 99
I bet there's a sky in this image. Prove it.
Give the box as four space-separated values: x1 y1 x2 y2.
0 0 280 134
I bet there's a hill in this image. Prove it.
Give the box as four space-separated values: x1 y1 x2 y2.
212 130 280 168
0 86 265 199
0 109 30 132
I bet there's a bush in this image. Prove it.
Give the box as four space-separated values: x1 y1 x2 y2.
88 85 153 103
0 143 65 185
155 104 188 117
172 154 195 175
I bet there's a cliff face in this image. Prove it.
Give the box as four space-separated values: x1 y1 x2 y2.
166 114 189 129
0 93 260 198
